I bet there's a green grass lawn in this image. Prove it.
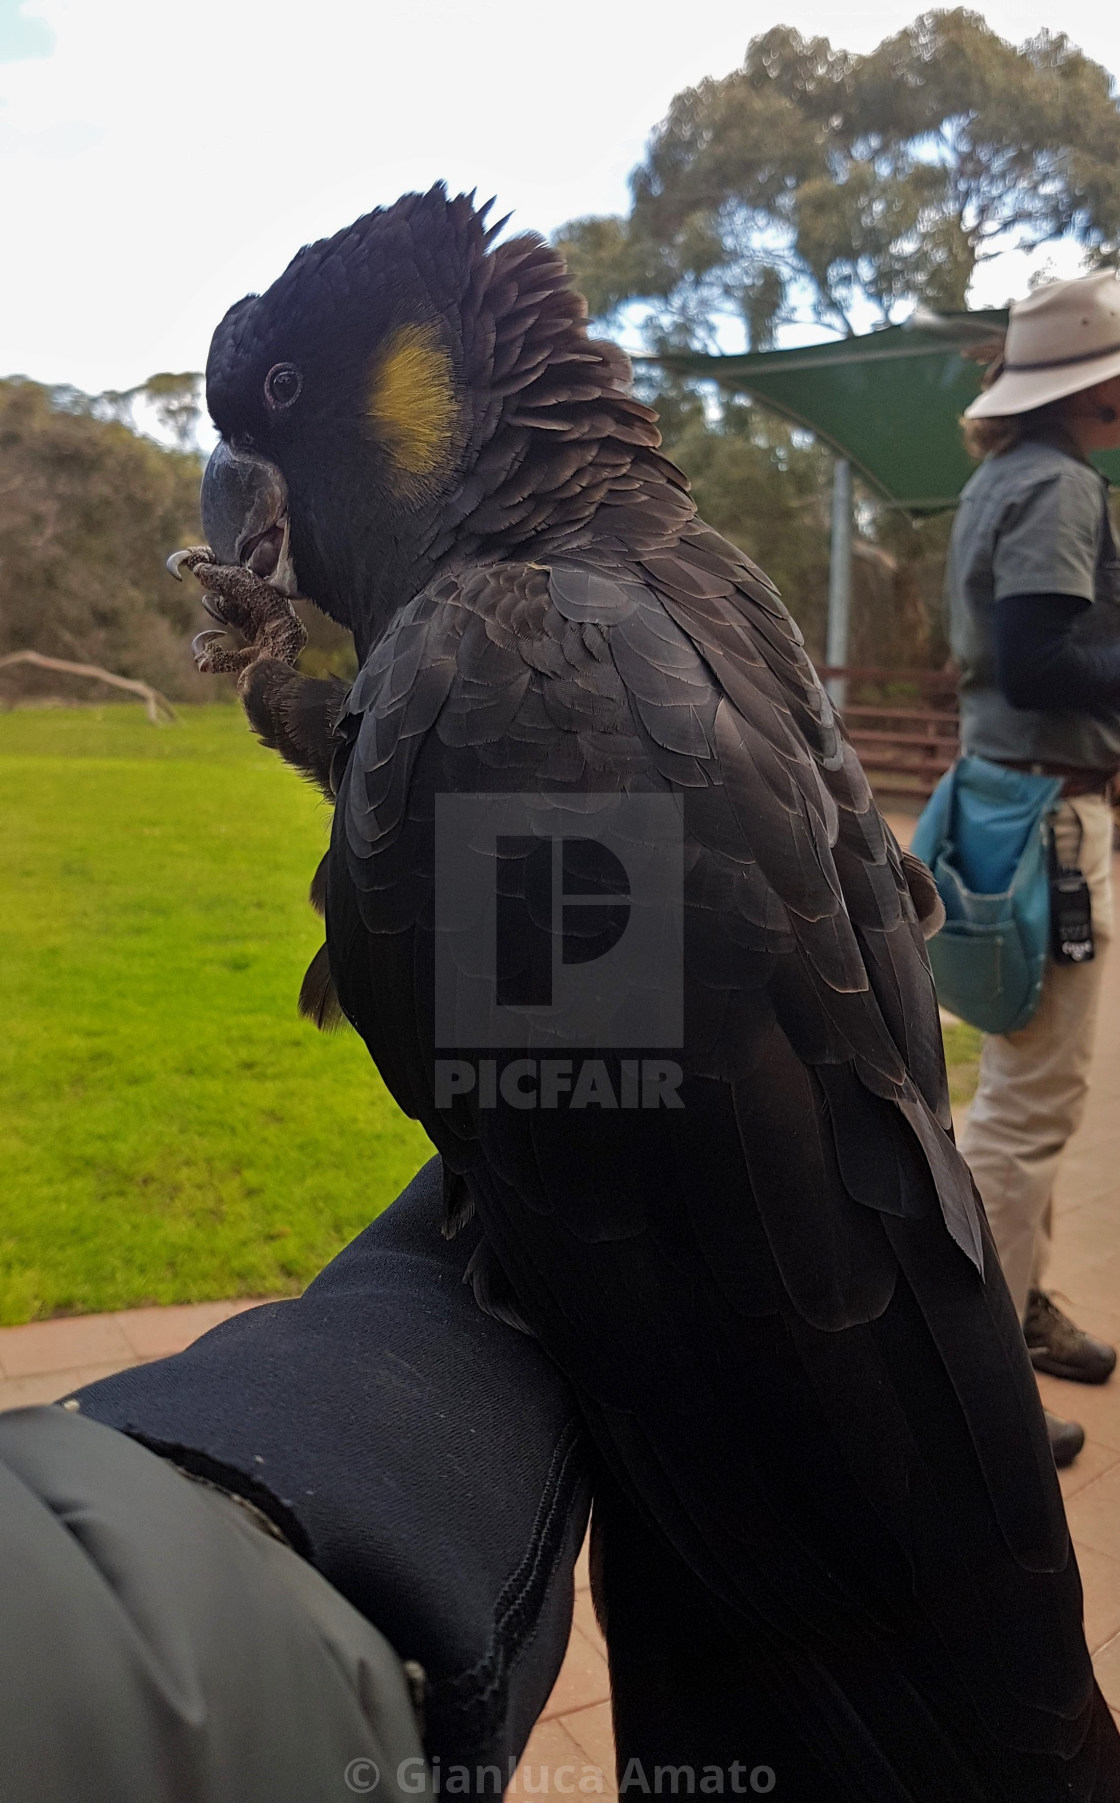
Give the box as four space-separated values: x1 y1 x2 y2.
0 704 431 1323
943 1020 983 1109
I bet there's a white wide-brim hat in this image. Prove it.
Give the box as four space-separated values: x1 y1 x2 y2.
964 269 1120 418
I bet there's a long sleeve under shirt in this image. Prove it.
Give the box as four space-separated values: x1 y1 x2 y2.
995 592 1120 715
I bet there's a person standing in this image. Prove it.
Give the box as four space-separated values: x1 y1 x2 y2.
947 270 1120 1464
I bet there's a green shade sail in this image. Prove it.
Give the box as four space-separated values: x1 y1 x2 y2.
644 312 1120 513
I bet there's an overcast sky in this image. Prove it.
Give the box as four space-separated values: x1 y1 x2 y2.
0 0 1114 397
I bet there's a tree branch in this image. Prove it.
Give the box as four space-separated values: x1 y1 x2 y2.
0 650 177 724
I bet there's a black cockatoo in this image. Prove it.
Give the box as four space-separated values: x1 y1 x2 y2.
172 187 1119 1797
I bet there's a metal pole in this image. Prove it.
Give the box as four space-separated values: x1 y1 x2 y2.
825 456 852 711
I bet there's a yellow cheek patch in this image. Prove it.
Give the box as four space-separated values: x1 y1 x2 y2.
367 323 456 479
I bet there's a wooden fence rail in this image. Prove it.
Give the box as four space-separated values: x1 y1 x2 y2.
818 665 959 802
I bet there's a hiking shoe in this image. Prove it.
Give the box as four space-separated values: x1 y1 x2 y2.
1025 1290 1117 1385
1044 1409 1086 1468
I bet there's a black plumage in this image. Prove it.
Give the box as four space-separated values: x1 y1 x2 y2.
188 186 1120 1796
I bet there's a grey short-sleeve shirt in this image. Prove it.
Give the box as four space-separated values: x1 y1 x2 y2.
946 434 1120 768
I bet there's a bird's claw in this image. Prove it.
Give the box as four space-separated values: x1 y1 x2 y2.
199 590 229 624
167 546 215 582
168 546 308 683
191 628 227 674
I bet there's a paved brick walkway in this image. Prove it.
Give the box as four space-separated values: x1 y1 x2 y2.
4 851 1120 1787
0 1300 263 1411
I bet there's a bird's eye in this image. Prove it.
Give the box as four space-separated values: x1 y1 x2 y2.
264 363 302 410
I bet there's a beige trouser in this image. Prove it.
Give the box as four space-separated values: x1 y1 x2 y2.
959 794 1114 1321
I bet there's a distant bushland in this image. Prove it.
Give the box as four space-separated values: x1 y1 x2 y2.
0 376 355 708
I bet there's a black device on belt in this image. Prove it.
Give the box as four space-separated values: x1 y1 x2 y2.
1048 822 1095 965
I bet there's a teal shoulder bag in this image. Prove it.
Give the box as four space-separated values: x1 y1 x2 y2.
910 755 1061 1035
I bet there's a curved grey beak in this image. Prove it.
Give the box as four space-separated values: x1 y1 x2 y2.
199 440 298 594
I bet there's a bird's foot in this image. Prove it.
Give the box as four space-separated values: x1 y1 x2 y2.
168 547 308 684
